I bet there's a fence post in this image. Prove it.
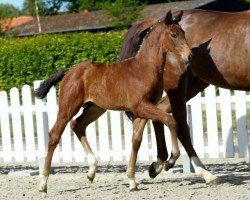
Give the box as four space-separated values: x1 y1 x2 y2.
235 91 249 157
205 86 219 158
182 105 194 173
10 88 24 162
34 81 49 174
22 85 36 162
0 91 12 162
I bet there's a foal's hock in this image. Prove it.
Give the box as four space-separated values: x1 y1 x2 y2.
35 10 191 192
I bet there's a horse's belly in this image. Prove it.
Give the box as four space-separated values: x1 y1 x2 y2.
190 52 250 90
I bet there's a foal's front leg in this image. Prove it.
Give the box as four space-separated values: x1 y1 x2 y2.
127 99 180 191
130 96 172 180
131 118 165 180
127 118 147 191
133 99 180 160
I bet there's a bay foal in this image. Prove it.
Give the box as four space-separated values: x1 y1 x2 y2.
35 10 191 192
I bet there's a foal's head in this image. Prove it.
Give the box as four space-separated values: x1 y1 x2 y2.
137 10 192 71
159 10 192 65
135 10 192 89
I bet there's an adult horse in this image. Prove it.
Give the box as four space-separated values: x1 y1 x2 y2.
119 9 250 184
35 11 192 192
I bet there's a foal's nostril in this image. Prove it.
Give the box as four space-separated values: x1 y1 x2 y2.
188 54 193 62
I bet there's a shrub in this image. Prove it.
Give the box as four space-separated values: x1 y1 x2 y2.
0 31 126 91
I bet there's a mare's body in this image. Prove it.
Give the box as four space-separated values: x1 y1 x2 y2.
183 9 250 90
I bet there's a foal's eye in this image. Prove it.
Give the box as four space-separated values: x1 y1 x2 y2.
171 33 177 38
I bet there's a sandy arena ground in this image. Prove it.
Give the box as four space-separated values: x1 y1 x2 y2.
0 158 249 200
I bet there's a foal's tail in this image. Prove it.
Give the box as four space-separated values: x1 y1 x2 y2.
35 69 68 99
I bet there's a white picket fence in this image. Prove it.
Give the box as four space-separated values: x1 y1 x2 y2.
0 81 249 164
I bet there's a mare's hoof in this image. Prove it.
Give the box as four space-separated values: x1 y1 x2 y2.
148 162 158 179
206 177 220 185
130 187 139 192
87 174 95 183
38 184 47 193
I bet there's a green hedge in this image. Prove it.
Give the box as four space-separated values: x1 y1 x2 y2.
0 31 126 91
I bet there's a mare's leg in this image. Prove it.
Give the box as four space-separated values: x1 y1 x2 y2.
168 73 219 184
39 102 82 192
130 120 166 182
71 105 106 182
148 96 170 178
148 121 166 178
127 99 180 191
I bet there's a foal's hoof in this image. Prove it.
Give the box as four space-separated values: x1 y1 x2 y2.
130 187 139 192
164 161 174 171
38 184 47 193
206 177 220 185
87 174 95 183
148 162 158 179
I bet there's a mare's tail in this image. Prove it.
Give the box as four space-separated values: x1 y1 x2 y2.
35 69 68 99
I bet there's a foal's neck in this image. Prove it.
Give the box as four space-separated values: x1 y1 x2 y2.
134 27 165 71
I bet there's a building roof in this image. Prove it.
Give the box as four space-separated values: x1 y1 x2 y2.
0 16 33 31
12 0 249 37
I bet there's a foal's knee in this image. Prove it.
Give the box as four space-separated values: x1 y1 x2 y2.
70 119 86 135
70 119 77 130
165 116 177 130
156 96 171 113
132 136 142 152
48 133 61 147
133 118 141 133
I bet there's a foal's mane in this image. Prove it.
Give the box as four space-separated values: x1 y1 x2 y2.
117 19 157 62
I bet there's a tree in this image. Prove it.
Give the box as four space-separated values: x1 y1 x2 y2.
43 0 64 15
0 3 21 19
23 0 43 16
22 0 64 16
100 0 145 28
65 0 99 12
0 4 22 37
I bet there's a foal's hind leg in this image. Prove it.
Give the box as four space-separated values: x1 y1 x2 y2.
39 89 83 192
71 105 106 183
39 108 81 192
39 116 68 192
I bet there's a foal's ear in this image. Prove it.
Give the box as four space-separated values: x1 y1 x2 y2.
173 10 183 23
165 10 173 25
